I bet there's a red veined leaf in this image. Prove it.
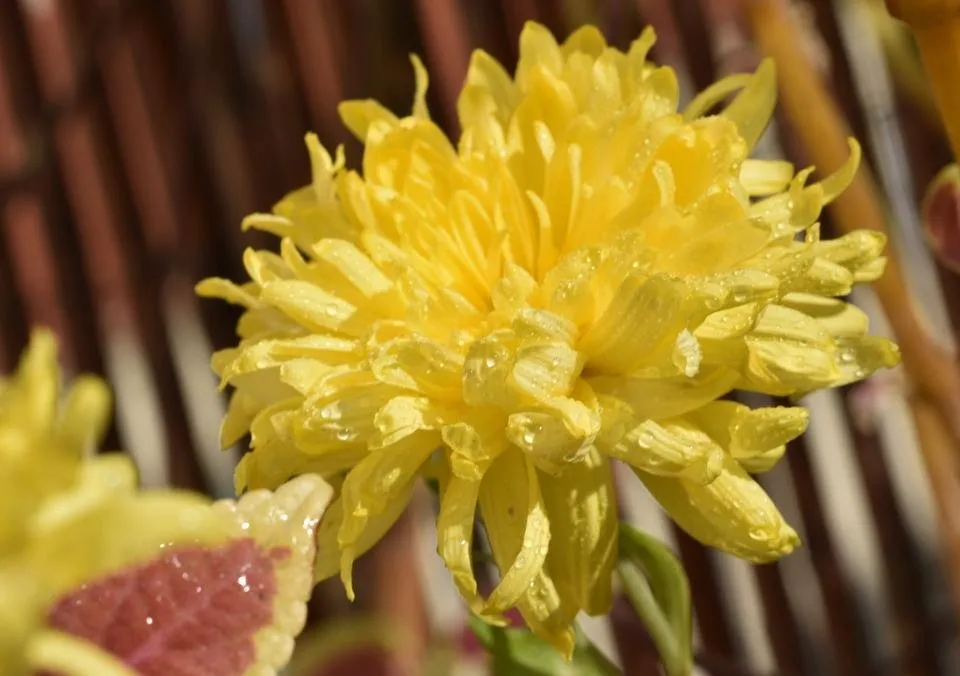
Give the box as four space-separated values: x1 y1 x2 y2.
42 475 333 676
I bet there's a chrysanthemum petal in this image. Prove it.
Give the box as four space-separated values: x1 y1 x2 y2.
581 274 695 374
441 412 507 482
516 22 564 89
515 569 577 660
436 475 501 621
721 58 777 150
371 339 464 401
683 73 752 121
295 372 399 451
57 376 112 454
410 55 430 119
779 293 870 337
589 367 739 421
337 434 438 598
685 401 807 473
602 416 724 484
235 441 364 493
832 336 901 387
338 100 399 143
260 280 364 337
313 487 412 584
637 457 799 562
478 449 551 615
739 159 795 196
507 394 600 468
539 447 617 615
195 278 260 308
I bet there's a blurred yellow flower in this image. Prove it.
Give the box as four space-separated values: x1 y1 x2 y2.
198 22 898 655
1 331 332 675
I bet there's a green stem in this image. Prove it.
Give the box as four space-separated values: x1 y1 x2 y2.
617 562 687 676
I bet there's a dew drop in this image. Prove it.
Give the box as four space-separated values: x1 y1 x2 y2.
514 555 527 568
324 305 339 317
522 431 537 446
336 428 355 441
145 616 154 626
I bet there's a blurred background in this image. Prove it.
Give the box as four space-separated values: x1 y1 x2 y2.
2 0 959 673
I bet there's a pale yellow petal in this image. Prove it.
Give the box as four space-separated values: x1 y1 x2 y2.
683 73 752 121
507 388 601 468
685 401 807 473
260 280 365 337
436 475 504 622
516 569 577 660
338 100 399 142
313 485 412 584
637 457 799 563
294 371 398 451
371 338 464 401
602 416 724 484
57 376 112 454
581 274 695 374
588 366 738 421
410 54 430 119
441 410 507 481
739 159 795 196
234 440 365 492
516 22 564 90
195 277 260 308
337 433 437 598
539 448 617 615
721 58 777 149
478 449 551 615
779 293 870 338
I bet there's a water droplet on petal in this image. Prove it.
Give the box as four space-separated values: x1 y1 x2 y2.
384 468 401 486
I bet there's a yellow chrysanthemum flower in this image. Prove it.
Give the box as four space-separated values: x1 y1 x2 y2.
198 23 899 655
1 331 332 675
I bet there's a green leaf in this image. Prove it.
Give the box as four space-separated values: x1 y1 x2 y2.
617 524 693 676
468 616 621 676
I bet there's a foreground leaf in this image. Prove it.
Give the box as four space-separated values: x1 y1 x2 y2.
43 474 333 676
468 615 620 676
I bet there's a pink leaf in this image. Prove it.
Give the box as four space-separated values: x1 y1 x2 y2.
47 539 288 675
42 475 334 676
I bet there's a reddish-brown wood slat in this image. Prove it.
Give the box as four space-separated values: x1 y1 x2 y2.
1 1 958 673
14 0 206 489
